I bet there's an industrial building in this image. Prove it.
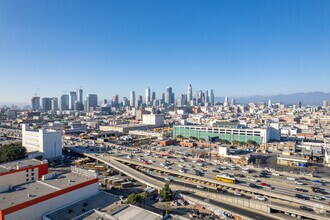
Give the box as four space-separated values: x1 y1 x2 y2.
0 167 98 220
0 159 48 192
22 124 63 159
142 114 164 127
173 125 280 144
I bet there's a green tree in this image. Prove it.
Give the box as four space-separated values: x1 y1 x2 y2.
0 143 27 163
176 135 184 140
239 141 246 147
138 192 147 204
159 183 175 202
247 140 259 147
127 193 139 205
199 138 206 142
231 140 239 146
221 139 231 145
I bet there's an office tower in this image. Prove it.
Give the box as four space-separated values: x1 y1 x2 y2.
297 101 302 108
145 87 151 105
77 89 83 103
130 91 135 107
74 100 84 111
41 97 51 111
86 94 98 112
69 91 77 110
165 87 173 104
178 94 187 106
111 94 119 107
224 96 229 107
161 92 165 104
187 84 193 104
268 99 272 108
171 93 175 105
102 99 108 106
230 98 235 106
151 92 156 102
322 100 328 108
60 94 69 110
209 89 214 105
122 97 129 107
136 95 143 107
31 97 40 111
205 90 209 104
51 97 58 110
196 90 203 104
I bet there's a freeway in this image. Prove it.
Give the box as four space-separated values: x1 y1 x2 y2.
67 146 330 220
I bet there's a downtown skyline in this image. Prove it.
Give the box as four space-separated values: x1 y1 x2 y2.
1 0 330 103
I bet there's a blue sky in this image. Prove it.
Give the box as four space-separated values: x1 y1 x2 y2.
0 0 329 103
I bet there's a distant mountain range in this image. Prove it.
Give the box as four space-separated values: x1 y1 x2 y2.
215 92 330 106
0 102 30 108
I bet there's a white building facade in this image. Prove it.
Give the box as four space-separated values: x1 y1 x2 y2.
22 124 63 159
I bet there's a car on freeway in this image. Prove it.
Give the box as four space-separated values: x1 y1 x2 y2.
127 155 133 159
212 169 220 173
248 178 258 182
164 177 173 182
179 169 186 173
234 192 242 196
235 173 245 178
219 166 227 170
164 166 171 169
142 161 149 165
287 177 296 181
313 195 323 200
295 188 308 192
148 160 153 164
272 173 281 176
295 181 304 185
249 183 258 188
196 185 204 189
295 194 309 200
322 195 330 200
299 206 314 212
255 195 266 201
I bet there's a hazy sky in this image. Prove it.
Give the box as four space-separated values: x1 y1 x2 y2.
0 0 329 103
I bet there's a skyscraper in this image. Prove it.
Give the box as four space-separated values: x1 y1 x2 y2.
130 91 135 107
145 87 151 105
77 89 83 103
230 98 235 106
41 97 51 111
224 96 229 107
31 96 40 111
60 94 69 110
51 97 58 110
165 87 173 104
205 90 209 104
86 94 98 112
69 91 77 110
323 100 328 108
187 84 192 104
209 89 214 105
151 92 156 102
268 99 272 108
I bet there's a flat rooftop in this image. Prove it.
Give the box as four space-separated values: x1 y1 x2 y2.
83 204 162 220
0 159 47 174
45 191 120 220
0 171 97 210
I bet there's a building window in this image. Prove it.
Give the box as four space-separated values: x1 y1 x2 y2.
31 173 34 176
26 174 29 177
26 179 29 182
26 170 29 172
31 168 34 171
31 177 34 181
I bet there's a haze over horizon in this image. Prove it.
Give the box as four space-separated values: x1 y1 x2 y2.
1 0 329 103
